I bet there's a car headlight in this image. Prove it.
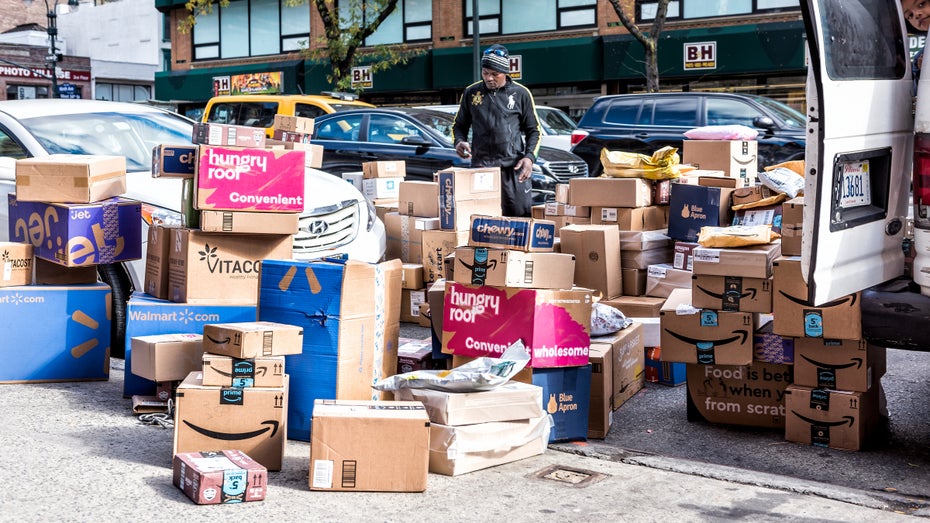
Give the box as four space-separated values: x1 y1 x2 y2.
140 203 183 227
531 169 558 192
366 198 378 231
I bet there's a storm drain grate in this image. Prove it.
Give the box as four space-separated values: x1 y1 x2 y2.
531 465 608 487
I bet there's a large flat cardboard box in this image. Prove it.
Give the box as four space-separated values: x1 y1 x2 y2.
437 167 501 231
385 212 439 264
152 144 197 179
395 381 543 425
587 343 613 439
592 205 666 230
399 181 440 217
174 372 287 471
258 258 402 441
692 242 782 279
691 274 773 313
428 413 550 476
568 177 653 207
772 256 862 340
622 246 673 270
793 339 885 392
666 183 735 242
682 139 758 187
202 321 303 358
784 384 886 451
192 122 266 148
453 247 575 289
122 293 256 398
533 364 592 442
442 282 592 368
0 283 110 383
362 160 406 179
468 216 556 253
309 400 429 491
645 263 692 299
167 228 293 304
559 224 622 299
781 197 804 257
173 450 267 504
0 241 33 287
601 296 665 318
619 229 671 251
15 154 126 203
202 354 286 388
195 145 305 212
686 362 793 429
660 288 757 365
199 210 299 234
130 333 204 383
8 195 142 267
143 223 172 299
592 323 645 411
421 229 468 284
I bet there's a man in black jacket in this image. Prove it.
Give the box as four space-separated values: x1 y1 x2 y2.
452 44 542 217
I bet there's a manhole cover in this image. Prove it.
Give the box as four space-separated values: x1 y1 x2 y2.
531 465 608 487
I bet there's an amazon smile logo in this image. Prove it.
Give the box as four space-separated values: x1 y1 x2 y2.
182 419 280 440
790 411 855 428
663 329 749 347
696 285 757 301
778 291 856 308
206 334 231 345
799 355 863 371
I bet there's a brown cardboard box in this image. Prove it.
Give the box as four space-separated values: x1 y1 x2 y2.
682 140 758 187
732 204 784 234
401 263 424 290
15 154 126 203
130 333 204 382
781 197 804 256
660 288 757 365
696 175 738 188
395 381 543 426
691 242 782 279
587 343 613 439
399 181 440 217
622 268 647 296
428 414 550 476
173 450 268 505
421 230 468 284
174 372 287 471
601 296 665 318
273 114 314 134
559 224 622 299
266 140 324 168
362 177 401 200
544 202 591 217
397 337 433 373
199 210 299 235
793 339 886 392
167 228 293 304
731 184 779 207
623 246 673 270
592 206 666 230
593 323 645 411
531 204 546 220
417 302 431 328
453 247 576 289
201 354 286 388
193 122 267 148
619 230 672 251
645 263 692 299
673 241 700 271
144 223 172 299
437 167 502 231
555 183 570 203
385 212 440 264
771 256 862 340
568 177 653 207
691 274 773 313
33 257 96 285
0 241 33 287
401 288 427 323
309 399 430 491
202 321 303 358
686 362 793 429
550 215 592 235
784 384 886 451
362 160 406 179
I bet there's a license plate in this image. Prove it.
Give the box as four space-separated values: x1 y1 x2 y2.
839 160 871 208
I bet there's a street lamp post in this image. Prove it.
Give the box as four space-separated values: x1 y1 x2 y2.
44 0 78 99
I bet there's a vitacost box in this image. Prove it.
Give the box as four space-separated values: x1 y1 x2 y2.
195 145 305 212
0 241 33 287
15 154 126 203
173 450 268 505
8 195 142 267
533 364 592 442
453 247 575 289
659 288 757 365
687 362 793 429
202 354 286 388
202 321 304 358
437 167 502 231
0 283 111 383
130 333 204 383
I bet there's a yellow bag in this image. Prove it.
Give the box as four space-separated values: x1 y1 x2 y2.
697 225 781 248
600 146 682 180
764 160 805 176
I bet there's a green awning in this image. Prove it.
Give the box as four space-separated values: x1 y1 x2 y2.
154 60 303 104
302 52 433 94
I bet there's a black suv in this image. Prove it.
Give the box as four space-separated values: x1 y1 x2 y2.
570 92 807 176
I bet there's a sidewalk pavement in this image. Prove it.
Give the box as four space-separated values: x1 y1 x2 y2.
0 359 918 522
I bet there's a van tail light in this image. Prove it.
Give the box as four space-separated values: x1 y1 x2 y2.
914 133 930 229
570 129 589 147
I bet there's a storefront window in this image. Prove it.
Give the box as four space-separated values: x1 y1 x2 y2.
95 83 151 102
193 0 310 61
7 85 50 100
466 0 595 36
639 0 798 22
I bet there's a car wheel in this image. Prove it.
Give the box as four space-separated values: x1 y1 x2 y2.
98 263 133 359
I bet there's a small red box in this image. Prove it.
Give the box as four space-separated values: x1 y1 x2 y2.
173 450 267 504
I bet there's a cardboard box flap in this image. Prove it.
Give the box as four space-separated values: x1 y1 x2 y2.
395 382 543 425
430 414 551 453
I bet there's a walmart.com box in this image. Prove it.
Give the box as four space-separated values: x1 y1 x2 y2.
123 292 256 397
0 283 111 383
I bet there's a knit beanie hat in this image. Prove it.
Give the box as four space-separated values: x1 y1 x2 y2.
481 44 511 74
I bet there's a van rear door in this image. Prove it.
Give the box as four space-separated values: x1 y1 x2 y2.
800 0 913 305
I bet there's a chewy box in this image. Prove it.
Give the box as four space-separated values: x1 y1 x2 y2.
195 145 305 212
467 216 556 252
8 195 142 267
0 283 111 383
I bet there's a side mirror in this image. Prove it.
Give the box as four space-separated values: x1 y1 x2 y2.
753 116 776 130
400 135 432 146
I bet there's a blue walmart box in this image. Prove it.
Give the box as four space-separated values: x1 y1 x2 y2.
123 292 256 397
7 194 142 267
0 283 111 383
532 364 592 443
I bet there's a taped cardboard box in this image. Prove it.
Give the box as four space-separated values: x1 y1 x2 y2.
363 160 406 179
686 362 793 429
202 321 303 358
623 246 674 270
621 268 647 296
772 256 862 340
592 323 645 411
784 384 887 451
0 241 33 287
781 197 804 257
174 372 288 471
202 354 286 388
395 381 543 426
691 274 773 313
587 343 613 439
144 223 172 299
468 216 556 253
659 288 757 365
195 145 305 212
568 177 653 207
363 177 401 200
691 242 782 279
399 181 440 217
438 167 503 231
401 288 427 323
273 114 314 134
199 210 299 235
645 263 692 299
173 450 267 505
592 205 666 231
309 400 430 491
15 154 126 203
421 230 468 284
429 413 550 476
559 224 622 299
130 333 204 383
258 258 402 441
682 139 758 187
544 202 590 217
453 247 575 290
401 263 424 290
152 144 197 179
385 212 439 264
793 339 885 392
192 122 266 148
619 229 671 252
601 296 665 318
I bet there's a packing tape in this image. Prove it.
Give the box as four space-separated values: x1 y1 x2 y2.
98 199 119 263
400 216 410 262
371 264 386 400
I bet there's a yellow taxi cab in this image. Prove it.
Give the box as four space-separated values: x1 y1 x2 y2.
202 92 375 137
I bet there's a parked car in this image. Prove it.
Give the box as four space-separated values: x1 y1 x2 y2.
420 104 578 151
311 107 589 203
0 99 386 357
202 92 376 138
570 92 807 176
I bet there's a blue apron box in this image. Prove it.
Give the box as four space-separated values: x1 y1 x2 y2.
8 194 142 267
532 364 592 443
123 292 256 397
0 283 111 383
666 183 734 242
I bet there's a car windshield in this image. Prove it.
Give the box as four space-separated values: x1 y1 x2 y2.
20 111 193 172
750 96 806 129
537 107 577 135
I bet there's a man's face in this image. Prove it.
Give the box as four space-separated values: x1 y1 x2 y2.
903 0 930 32
481 68 506 90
